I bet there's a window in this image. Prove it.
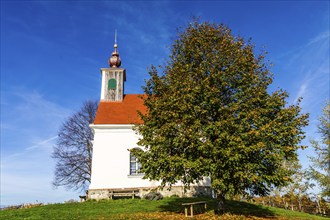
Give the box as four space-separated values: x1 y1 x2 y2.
130 150 142 175
108 78 116 90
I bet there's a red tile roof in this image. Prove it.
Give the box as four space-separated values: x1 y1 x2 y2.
94 94 146 124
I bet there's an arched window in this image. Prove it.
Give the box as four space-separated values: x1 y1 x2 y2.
108 78 116 90
130 149 142 175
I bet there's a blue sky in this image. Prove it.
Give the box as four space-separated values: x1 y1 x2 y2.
1 1 329 206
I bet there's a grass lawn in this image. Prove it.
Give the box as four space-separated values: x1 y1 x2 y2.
1 197 328 219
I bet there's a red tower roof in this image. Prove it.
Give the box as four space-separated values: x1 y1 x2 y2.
94 94 146 124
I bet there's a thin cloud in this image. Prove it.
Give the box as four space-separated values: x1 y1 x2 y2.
283 30 330 169
284 31 330 107
307 30 330 46
294 83 308 104
2 87 71 126
1 87 77 205
26 136 57 151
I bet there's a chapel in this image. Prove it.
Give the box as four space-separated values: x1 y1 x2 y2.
88 40 212 200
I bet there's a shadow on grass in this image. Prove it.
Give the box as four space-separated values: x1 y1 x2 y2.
158 197 276 217
226 200 275 217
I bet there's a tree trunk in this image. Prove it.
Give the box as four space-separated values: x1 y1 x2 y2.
282 197 288 209
215 192 226 214
316 197 321 214
298 200 302 211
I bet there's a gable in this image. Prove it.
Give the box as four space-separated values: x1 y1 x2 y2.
94 94 146 124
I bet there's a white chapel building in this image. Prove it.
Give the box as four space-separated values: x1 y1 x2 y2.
88 42 212 200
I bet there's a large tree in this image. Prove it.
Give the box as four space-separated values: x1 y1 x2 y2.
133 21 308 211
281 161 314 211
52 100 98 191
309 102 330 199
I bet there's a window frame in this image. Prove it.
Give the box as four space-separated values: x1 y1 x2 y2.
129 148 143 176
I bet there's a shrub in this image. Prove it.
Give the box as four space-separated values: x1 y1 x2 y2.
144 192 163 200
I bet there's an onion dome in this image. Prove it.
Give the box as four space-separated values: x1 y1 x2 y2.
109 31 121 68
109 43 121 68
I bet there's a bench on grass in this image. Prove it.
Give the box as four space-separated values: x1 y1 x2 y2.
182 201 207 217
108 189 139 199
79 190 88 202
79 195 87 202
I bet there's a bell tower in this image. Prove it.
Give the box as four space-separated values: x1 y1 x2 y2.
100 32 126 101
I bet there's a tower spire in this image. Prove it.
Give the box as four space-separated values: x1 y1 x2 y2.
115 29 117 45
109 30 121 68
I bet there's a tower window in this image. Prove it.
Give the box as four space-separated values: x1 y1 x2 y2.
108 78 116 90
129 149 142 175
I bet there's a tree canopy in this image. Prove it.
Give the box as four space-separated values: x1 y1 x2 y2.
133 21 308 210
52 100 98 191
309 101 330 199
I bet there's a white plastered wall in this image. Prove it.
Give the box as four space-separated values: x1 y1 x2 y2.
89 124 156 189
89 124 211 190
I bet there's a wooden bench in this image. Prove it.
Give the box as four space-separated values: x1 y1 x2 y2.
79 190 88 202
79 195 87 202
108 189 139 199
182 201 207 217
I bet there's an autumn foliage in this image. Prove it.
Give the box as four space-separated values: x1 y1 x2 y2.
133 20 309 211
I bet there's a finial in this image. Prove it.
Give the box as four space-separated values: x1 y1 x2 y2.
109 30 121 68
114 29 118 48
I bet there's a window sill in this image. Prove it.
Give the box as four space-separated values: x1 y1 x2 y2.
127 174 145 178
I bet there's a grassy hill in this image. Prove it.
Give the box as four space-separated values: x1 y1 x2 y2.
1 197 329 219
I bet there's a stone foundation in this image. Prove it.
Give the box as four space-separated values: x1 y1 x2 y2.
88 186 213 200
